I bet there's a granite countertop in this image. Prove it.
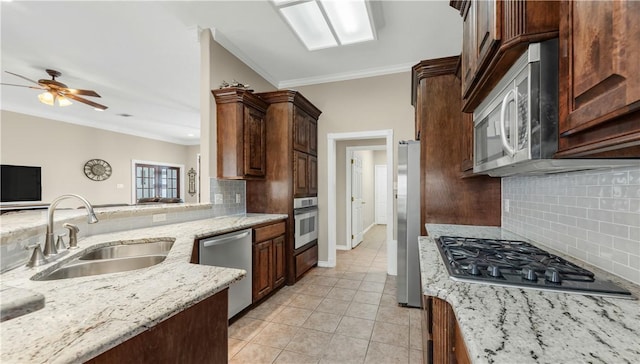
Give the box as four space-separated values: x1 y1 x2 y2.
419 224 640 364
0 213 286 363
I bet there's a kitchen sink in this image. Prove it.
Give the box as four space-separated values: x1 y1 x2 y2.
32 239 175 281
79 240 174 260
34 255 168 281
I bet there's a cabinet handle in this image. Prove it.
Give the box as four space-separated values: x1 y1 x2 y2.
202 231 250 247
499 89 517 157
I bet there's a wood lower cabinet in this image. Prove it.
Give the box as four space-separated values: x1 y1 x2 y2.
252 221 286 302
422 295 470 364
212 88 268 179
295 243 318 280
87 289 228 364
556 0 640 157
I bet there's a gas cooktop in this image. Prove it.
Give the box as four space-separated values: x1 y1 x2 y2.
436 236 633 299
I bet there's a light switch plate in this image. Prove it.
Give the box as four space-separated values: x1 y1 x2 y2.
236 194 241 203
504 199 510 213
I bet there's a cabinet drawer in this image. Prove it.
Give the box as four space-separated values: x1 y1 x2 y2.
295 244 318 279
254 222 286 242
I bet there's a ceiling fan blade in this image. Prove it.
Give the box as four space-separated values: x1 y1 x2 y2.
65 88 101 98
63 93 108 110
0 83 46 90
5 71 41 86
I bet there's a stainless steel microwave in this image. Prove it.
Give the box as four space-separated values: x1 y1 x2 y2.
473 39 559 176
473 39 635 176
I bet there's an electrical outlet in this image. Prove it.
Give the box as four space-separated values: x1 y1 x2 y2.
236 194 241 203
116 184 124 189
504 199 510 213
214 194 224 205
152 213 166 222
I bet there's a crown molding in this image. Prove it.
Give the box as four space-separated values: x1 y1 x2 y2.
278 62 415 88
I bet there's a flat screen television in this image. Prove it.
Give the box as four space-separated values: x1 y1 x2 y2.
1 164 42 203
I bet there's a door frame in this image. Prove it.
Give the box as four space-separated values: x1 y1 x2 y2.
326 129 396 275
345 146 386 250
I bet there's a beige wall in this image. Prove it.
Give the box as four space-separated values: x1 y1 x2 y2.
0 110 196 206
296 72 415 262
336 140 385 248
199 29 276 202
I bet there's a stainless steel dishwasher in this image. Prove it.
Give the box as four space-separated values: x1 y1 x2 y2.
199 229 252 319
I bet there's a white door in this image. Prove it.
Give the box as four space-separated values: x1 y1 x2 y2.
375 165 387 224
351 154 364 248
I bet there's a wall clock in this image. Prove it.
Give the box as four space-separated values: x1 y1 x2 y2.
84 159 112 181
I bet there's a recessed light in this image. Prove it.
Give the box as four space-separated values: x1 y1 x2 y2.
117 113 133 117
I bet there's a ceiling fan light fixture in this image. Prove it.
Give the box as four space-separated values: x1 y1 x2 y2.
37 91 55 106
57 95 72 107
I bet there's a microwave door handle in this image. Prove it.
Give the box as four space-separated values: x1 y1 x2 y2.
499 89 517 156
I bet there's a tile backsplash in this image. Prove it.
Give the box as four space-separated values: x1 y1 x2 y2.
502 165 640 285
209 178 246 216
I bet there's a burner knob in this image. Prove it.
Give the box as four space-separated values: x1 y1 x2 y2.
467 262 481 276
522 267 538 281
545 268 562 283
487 265 502 278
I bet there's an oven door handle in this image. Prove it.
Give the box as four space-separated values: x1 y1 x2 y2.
294 206 318 215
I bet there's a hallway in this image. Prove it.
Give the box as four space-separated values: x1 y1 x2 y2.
228 225 423 363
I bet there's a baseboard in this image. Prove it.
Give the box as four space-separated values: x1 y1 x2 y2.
336 244 350 251
317 260 335 268
362 223 375 235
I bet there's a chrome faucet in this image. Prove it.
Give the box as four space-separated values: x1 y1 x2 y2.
43 194 99 257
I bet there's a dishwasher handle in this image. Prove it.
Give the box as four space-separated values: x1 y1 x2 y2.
202 231 251 248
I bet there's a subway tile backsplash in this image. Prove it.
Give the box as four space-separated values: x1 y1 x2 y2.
503 165 640 285
209 178 246 216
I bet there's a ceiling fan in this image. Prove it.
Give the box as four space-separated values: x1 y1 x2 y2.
1 69 108 110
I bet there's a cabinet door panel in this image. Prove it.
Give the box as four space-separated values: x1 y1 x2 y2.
309 121 318 156
273 236 285 288
244 105 267 177
461 1 476 98
293 151 309 197
476 0 500 69
308 155 318 196
253 240 273 301
561 0 640 133
293 109 310 153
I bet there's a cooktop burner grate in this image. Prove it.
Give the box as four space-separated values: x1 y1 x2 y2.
436 236 632 298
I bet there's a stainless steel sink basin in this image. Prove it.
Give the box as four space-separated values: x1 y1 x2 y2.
79 240 174 260
35 255 167 281
32 239 175 281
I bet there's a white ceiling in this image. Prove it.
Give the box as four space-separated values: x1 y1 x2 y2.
1 1 462 146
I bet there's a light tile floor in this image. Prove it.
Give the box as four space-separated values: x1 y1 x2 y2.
228 225 423 364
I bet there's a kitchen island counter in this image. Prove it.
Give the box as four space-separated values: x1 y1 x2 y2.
0 213 286 363
419 224 640 364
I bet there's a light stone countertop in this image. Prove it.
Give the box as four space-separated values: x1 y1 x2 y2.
420 224 640 364
0 213 287 364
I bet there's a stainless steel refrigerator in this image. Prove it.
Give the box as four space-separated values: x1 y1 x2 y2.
397 140 421 307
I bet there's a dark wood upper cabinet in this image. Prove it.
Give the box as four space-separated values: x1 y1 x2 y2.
452 0 559 112
556 0 640 157
212 88 268 179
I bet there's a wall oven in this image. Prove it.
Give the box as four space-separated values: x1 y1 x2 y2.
293 197 318 249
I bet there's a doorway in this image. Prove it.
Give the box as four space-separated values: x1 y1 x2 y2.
326 129 396 275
